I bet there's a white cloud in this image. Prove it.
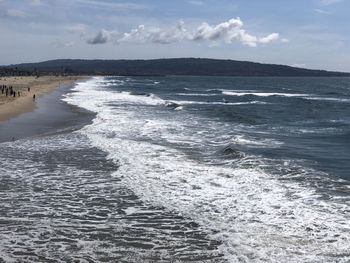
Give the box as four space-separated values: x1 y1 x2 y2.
192 18 281 47
192 18 244 41
87 18 284 47
259 33 280 44
119 21 190 44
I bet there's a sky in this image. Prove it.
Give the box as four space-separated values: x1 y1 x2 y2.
0 0 350 72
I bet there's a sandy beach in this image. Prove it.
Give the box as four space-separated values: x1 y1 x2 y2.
0 76 84 122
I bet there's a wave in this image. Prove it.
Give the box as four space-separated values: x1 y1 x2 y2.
304 96 350 103
221 90 350 103
175 93 219 96
182 88 350 104
222 90 309 97
206 89 224 94
230 134 283 147
217 144 245 159
64 77 350 262
65 79 165 107
172 100 269 106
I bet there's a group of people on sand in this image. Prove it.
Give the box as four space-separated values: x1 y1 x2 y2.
1 85 20 97
1 85 35 100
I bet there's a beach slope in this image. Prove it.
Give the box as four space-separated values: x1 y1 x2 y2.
0 76 83 122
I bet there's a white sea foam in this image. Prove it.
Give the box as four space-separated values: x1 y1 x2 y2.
222 90 309 97
65 80 165 107
231 135 283 147
297 127 341 134
219 89 350 103
64 77 350 263
173 100 269 106
305 96 350 102
175 93 219 96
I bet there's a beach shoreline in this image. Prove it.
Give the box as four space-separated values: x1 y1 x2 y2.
0 76 86 122
0 76 95 143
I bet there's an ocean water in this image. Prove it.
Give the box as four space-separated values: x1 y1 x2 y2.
1 76 350 262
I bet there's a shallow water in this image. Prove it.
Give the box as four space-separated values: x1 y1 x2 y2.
0 133 223 262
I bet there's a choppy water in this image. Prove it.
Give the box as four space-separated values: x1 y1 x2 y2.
0 133 222 262
1 76 350 262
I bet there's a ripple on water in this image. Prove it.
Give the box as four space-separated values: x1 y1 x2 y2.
0 133 224 263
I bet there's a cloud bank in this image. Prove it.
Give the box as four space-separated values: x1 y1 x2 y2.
87 18 284 47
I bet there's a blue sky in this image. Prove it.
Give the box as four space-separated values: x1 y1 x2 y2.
0 0 349 71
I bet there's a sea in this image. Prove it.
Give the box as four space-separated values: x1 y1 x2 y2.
0 76 349 263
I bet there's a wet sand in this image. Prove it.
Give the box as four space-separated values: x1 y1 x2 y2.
0 76 84 122
0 79 95 143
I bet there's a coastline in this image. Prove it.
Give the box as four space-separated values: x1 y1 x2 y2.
0 76 85 122
0 77 95 143
0 76 224 262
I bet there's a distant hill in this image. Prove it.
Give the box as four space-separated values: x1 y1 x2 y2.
3 58 350 77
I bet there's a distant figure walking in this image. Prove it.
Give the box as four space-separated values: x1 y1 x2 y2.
33 94 36 100
28 87 30 92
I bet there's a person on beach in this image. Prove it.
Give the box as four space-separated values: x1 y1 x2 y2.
33 94 36 100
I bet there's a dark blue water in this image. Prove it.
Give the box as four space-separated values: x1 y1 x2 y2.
113 76 350 181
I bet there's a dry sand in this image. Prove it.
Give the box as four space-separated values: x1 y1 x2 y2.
0 76 84 122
